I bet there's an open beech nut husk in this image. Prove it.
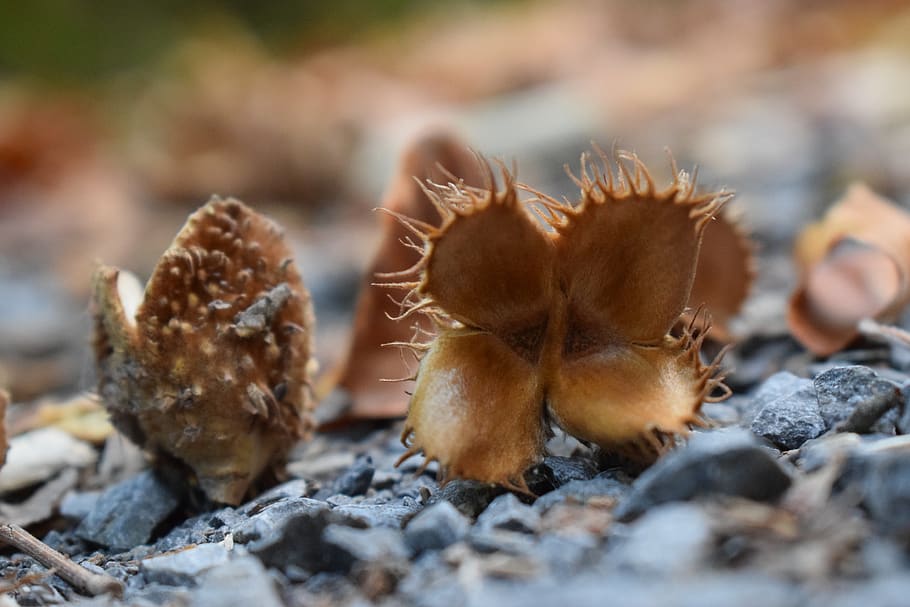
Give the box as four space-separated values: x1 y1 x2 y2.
387 148 732 491
92 197 316 504
789 183 910 356
684 208 755 342
325 132 484 426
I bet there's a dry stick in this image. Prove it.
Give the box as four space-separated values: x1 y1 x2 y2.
0 524 123 597
857 317 910 349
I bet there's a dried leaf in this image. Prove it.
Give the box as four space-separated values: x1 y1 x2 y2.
92 197 316 504
328 133 484 424
394 150 731 488
789 183 910 355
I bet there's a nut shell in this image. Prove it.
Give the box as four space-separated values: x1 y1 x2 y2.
93 197 314 504
394 150 731 487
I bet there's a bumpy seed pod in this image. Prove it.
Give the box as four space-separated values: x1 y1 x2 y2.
789 183 910 356
92 197 315 504
391 149 731 489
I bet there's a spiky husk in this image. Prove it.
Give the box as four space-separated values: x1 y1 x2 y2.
685 208 756 341
389 149 733 487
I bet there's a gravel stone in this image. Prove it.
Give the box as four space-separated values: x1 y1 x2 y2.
468 528 537 556
814 366 903 432
466 572 803 607
190 556 285 607
141 542 231 585
847 444 910 538
399 554 467 607
404 501 471 554
426 480 503 518
239 479 310 513
123 583 189 607
155 511 220 551
615 429 792 520
59 490 101 523
610 503 714 574
701 401 741 425
330 455 375 497
245 508 363 572
322 525 410 565
541 455 598 484
75 471 180 552
333 498 422 528
476 493 540 534
742 371 815 425
232 497 330 543
536 534 599 576
534 471 631 512
812 575 910 607
749 389 826 450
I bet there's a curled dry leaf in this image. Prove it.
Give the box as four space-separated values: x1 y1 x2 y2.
92 197 315 504
789 183 910 356
389 150 731 491
0 389 8 469
329 132 484 424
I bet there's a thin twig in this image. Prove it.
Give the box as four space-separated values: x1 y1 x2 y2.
0 524 123 597
857 317 910 349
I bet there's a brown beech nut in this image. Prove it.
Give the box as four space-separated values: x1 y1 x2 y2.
388 149 732 491
92 196 315 504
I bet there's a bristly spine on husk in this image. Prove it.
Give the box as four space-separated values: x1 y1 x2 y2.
384 147 733 491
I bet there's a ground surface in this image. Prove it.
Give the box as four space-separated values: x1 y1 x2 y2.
2 2 910 605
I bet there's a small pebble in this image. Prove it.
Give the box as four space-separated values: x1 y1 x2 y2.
405 501 471 554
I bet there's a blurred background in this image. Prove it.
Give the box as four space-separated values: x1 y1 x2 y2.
1 0 909 402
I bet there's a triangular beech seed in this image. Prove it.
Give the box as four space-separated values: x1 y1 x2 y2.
92 197 315 505
394 149 732 487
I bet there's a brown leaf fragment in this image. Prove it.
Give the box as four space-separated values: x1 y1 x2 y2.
329 133 484 424
0 389 7 469
92 197 315 505
393 149 731 487
789 183 910 356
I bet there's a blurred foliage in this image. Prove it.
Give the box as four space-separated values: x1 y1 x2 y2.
0 0 518 85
